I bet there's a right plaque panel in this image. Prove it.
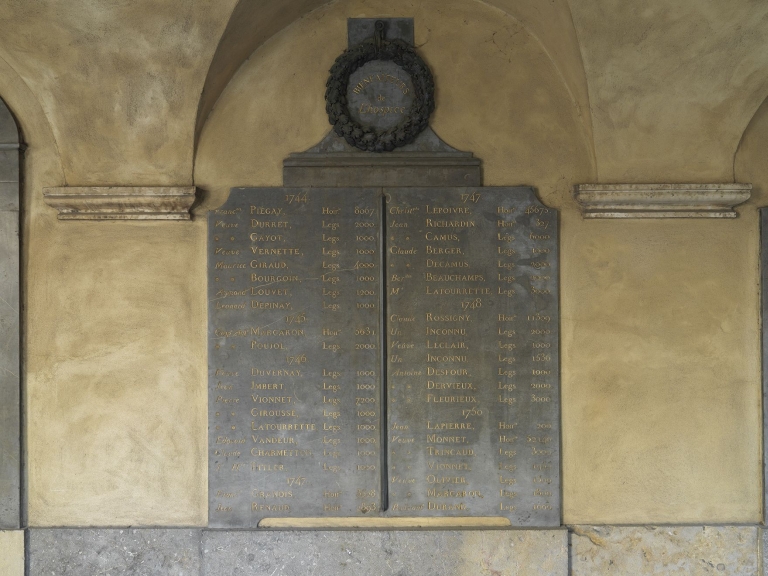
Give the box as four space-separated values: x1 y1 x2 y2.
385 187 560 526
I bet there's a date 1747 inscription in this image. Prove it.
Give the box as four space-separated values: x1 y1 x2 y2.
208 187 559 528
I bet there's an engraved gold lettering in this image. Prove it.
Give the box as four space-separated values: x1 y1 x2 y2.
251 220 289 228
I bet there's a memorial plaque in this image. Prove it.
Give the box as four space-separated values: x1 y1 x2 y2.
208 186 560 527
385 187 560 526
208 187 383 527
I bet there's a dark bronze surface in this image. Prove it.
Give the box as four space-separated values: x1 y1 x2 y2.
325 21 435 152
385 187 559 526
208 186 559 527
208 188 383 527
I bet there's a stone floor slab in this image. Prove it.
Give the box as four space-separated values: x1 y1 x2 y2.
570 525 759 576
203 529 567 576
28 528 202 576
0 530 24 576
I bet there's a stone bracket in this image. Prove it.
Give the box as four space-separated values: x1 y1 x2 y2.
42 186 196 220
573 183 751 218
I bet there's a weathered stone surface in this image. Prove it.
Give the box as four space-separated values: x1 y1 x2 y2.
208 188 383 527
0 97 20 530
763 209 768 525
42 186 196 220
570 526 759 576
573 183 752 219
28 529 202 576
385 187 559 525
348 18 414 47
283 128 482 188
763 528 768 576
203 529 568 575
0 211 20 530
0 530 24 576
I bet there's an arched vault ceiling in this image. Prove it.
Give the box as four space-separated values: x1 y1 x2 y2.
482 0 594 158
0 0 766 184
0 0 238 184
195 0 329 149
196 0 594 157
568 0 768 182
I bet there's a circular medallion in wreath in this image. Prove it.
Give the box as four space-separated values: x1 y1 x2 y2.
347 61 414 133
325 25 435 152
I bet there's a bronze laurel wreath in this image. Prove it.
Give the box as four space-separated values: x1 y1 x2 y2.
325 36 435 152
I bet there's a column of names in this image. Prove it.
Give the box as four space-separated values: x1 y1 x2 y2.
385 187 559 525
208 188 383 527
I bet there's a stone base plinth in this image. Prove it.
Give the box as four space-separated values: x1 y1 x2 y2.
28 528 567 576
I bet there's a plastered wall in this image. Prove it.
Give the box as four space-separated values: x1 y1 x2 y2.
0 0 762 526
196 0 761 525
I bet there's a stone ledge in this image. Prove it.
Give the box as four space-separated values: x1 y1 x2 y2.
573 183 751 218
25 526 763 575
42 186 196 220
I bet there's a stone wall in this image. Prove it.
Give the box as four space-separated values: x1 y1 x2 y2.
0 0 766 573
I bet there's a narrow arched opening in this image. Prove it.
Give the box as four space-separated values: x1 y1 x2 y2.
0 95 23 530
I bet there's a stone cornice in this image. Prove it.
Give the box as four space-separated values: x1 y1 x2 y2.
573 183 752 219
42 186 196 220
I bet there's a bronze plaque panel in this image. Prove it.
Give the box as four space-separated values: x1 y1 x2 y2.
385 187 559 526
208 188 383 527
208 186 559 528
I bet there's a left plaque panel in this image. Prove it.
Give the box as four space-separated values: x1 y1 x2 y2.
208 188 383 527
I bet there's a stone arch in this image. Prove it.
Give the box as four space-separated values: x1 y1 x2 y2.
0 95 22 529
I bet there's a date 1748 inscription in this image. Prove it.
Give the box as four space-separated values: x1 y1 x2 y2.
208 187 559 528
